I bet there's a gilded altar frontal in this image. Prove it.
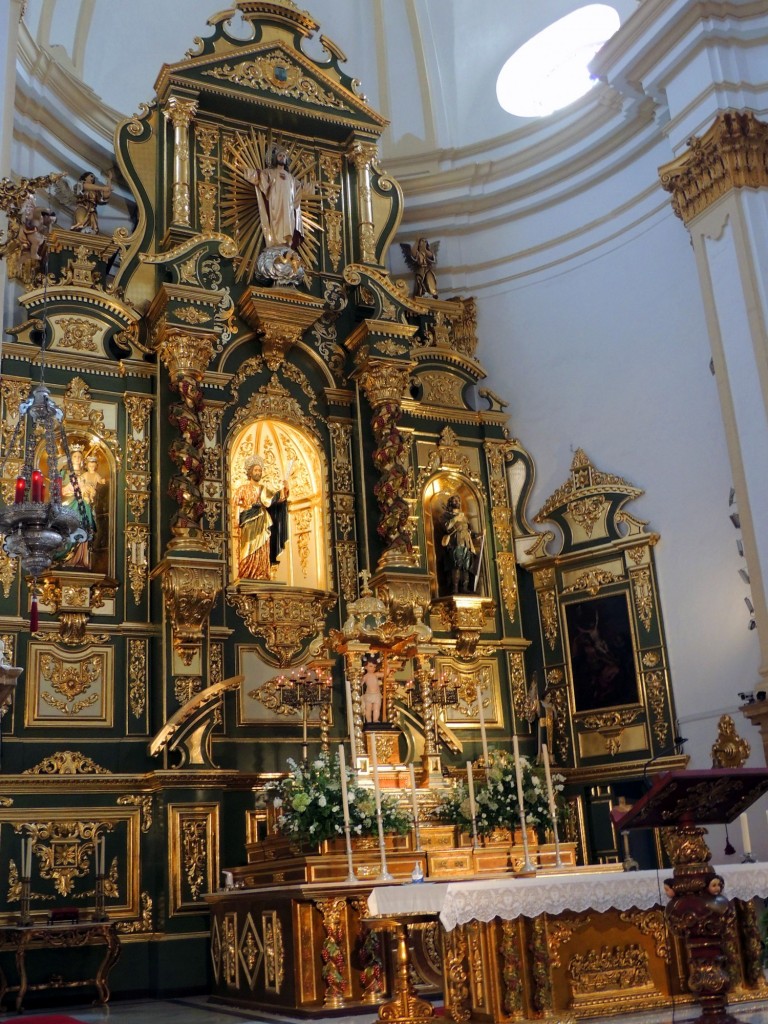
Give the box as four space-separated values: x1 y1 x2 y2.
0 1 764 1021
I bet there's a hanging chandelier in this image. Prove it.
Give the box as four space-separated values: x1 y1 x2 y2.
0 269 93 629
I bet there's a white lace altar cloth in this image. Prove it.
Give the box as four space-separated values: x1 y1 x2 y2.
367 862 768 932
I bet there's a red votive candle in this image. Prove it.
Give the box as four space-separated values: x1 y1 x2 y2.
30 470 44 502
14 477 26 504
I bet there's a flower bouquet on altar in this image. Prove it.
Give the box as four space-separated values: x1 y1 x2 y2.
439 748 564 838
266 751 412 847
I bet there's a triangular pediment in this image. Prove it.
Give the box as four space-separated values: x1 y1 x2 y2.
155 37 387 137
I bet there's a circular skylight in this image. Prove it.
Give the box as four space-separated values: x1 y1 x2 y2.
496 5 621 118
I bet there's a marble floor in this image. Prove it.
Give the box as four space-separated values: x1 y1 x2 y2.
2 996 768 1024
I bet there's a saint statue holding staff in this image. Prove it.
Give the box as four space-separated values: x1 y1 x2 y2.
233 454 292 580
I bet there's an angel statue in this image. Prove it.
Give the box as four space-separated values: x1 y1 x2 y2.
71 171 112 234
400 237 439 298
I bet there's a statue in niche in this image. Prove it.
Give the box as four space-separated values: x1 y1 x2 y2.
245 147 304 250
441 493 481 594
233 454 291 580
58 445 98 569
71 171 112 234
400 238 439 298
361 652 384 725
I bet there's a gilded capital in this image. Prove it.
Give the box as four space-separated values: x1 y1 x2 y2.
163 95 198 130
347 139 379 173
157 329 214 383
355 359 413 409
659 111 768 224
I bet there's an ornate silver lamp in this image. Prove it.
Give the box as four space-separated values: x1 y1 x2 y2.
0 285 93 628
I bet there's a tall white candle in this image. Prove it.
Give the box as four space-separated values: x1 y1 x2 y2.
26 837 32 879
408 762 421 849
338 743 351 829
344 675 358 767
476 682 490 771
542 742 563 865
466 761 477 821
370 738 384 821
100 835 106 876
512 734 536 871
512 734 527 826
541 742 556 820
370 738 392 878
740 812 752 853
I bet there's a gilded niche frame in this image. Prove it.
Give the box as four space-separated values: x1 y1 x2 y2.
524 450 678 767
422 472 489 600
168 802 220 916
563 592 640 714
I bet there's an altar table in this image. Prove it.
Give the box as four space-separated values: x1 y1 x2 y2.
368 861 768 930
367 863 768 1021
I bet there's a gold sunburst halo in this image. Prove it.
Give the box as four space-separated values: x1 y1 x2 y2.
221 129 323 283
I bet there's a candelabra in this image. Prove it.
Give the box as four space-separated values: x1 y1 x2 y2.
275 662 333 762
93 834 107 920
18 835 33 925
402 669 459 754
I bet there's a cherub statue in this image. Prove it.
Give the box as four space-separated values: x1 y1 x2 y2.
361 653 384 724
400 238 439 298
0 173 62 283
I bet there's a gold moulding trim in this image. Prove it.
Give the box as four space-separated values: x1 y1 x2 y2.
659 111 768 224
23 749 112 775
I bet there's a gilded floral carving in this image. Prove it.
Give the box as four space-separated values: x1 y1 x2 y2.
539 590 559 650
204 55 352 113
38 653 102 716
128 638 147 718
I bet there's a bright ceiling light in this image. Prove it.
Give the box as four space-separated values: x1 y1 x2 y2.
496 4 621 118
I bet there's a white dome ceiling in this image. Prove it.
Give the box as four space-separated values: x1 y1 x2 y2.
21 0 639 160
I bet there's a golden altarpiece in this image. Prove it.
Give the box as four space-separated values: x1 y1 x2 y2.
0 0 761 1018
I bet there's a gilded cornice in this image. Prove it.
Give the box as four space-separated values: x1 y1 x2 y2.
659 111 768 224
411 346 487 383
0 768 245 794
343 264 426 321
0 344 157 380
343 318 419 356
17 283 141 329
535 448 642 522
236 0 318 36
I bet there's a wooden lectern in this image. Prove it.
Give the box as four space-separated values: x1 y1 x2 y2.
612 768 768 1024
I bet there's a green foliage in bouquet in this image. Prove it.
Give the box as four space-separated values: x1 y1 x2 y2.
266 752 412 847
439 748 564 836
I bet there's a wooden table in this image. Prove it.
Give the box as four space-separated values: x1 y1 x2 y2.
0 920 121 1011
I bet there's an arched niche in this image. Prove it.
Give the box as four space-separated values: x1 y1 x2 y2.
229 419 330 589
423 473 487 599
38 433 117 578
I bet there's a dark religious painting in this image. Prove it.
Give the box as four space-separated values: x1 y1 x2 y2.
564 594 639 712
